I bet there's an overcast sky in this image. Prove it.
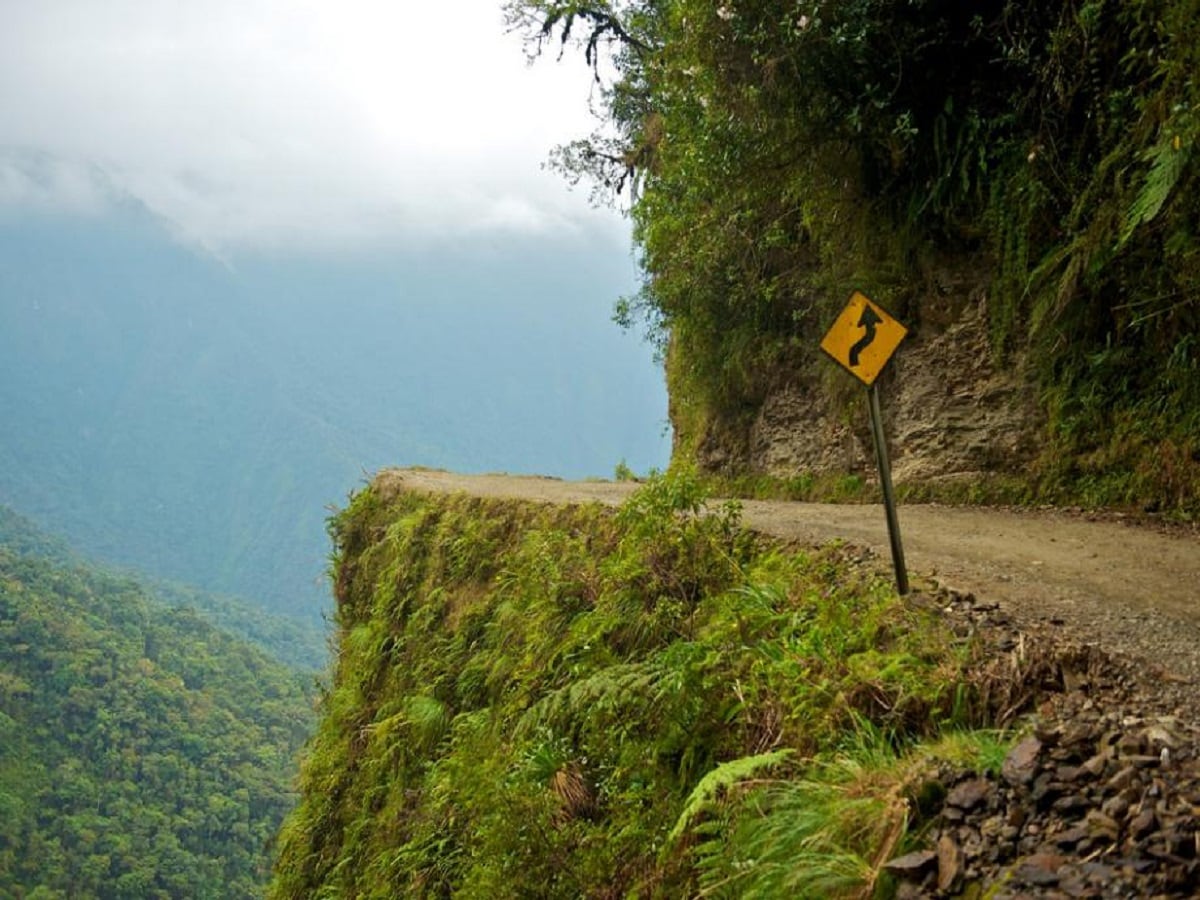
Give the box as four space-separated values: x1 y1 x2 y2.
0 0 619 255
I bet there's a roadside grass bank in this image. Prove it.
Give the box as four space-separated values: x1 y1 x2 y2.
698 466 1197 524
270 471 1077 898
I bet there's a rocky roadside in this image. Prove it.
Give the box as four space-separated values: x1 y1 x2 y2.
886 588 1200 898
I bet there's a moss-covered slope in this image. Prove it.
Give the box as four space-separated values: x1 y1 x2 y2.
273 472 1011 898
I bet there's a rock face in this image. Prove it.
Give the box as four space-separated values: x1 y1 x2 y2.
742 380 873 475
693 273 1045 484
888 298 1043 484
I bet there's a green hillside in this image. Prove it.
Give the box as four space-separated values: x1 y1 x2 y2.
508 0 1200 514
0 520 316 898
0 505 328 672
271 473 1020 897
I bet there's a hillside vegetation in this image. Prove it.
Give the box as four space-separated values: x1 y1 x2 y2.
0 504 327 671
508 0 1200 514
0 512 315 898
271 473 1031 897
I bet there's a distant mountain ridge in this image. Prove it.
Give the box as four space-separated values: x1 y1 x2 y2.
0 502 327 671
0 205 669 622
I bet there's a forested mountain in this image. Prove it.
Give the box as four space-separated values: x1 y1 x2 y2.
507 0 1200 514
0 505 327 671
0 513 315 898
0 203 668 622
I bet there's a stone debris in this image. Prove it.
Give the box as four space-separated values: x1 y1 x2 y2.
889 587 1200 897
884 849 937 877
1002 735 1043 786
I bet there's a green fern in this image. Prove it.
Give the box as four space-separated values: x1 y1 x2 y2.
667 749 793 844
1119 133 1191 248
692 754 910 899
405 694 450 753
515 661 661 737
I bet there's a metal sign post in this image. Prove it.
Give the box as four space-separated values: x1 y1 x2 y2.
820 291 910 595
867 382 909 594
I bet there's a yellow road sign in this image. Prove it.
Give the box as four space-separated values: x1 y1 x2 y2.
820 291 908 385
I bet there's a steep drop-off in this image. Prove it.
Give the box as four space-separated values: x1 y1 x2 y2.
271 471 1200 897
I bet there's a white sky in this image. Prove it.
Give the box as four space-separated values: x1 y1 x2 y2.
0 0 619 254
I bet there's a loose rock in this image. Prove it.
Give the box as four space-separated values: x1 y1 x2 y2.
895 586 1200 897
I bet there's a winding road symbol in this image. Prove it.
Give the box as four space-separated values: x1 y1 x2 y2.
848 304 882 368
817 291 911 592
819 291 908 386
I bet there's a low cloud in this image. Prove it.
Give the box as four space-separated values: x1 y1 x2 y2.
0 152 111 217
0 0 619 254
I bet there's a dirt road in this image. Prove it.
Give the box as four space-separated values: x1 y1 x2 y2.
377 468 1200 684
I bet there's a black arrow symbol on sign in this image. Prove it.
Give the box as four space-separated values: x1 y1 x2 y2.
848 304 882 367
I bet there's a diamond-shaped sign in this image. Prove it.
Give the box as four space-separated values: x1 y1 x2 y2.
819 291 908 386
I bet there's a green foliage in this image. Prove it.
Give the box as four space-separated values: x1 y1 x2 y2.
0 537 315 898
0 505 79 564
512 0 1200 515
668 721 1017 898
0 503 328 670
613 458 638 482
145 578 329 672
921 730 1014 780
703 468 1038 508
272 473 998 898
686 747 909 898
667 748 793 844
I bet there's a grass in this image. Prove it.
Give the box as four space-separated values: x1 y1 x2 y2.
700 469 1035 508
676 719 1017 899
272 471 1031 899
701 463 1200 523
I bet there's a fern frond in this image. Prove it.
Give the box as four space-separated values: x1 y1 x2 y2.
667 749 793 844
515 661 660 737
406 694 450 752
1120 135 1190 247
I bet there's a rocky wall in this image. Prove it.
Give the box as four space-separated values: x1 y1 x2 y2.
692 274 1044 485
